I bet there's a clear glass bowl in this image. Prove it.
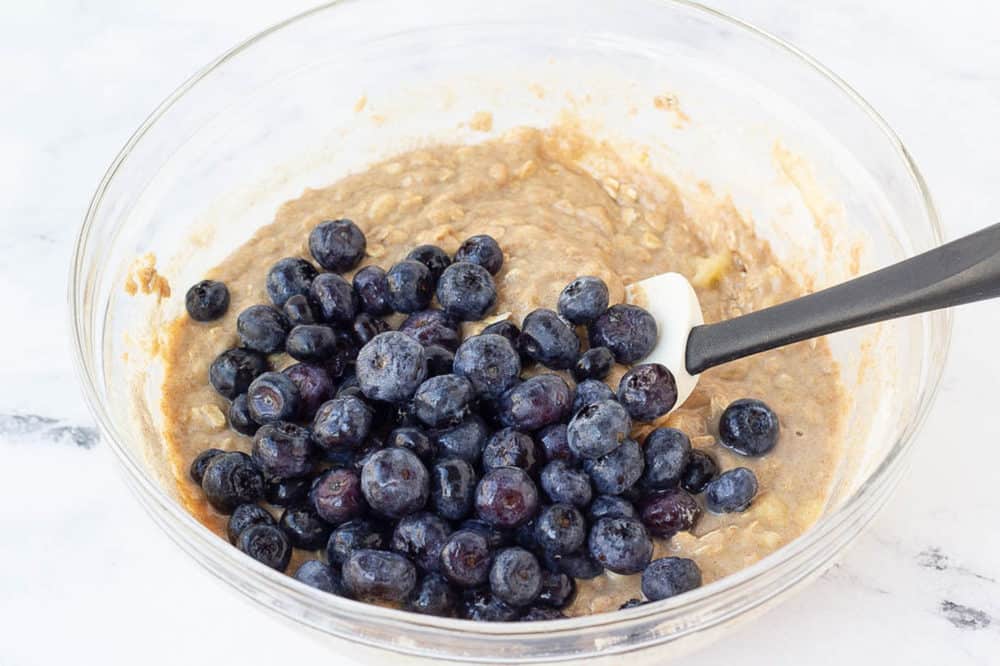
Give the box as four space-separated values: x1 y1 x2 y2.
69 0 948 662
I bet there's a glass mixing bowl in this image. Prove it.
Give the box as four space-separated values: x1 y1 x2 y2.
69 0 948 662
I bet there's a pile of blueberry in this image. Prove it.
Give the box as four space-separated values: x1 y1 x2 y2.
184 218 780 621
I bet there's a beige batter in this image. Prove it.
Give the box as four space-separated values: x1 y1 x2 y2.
158 125 847 615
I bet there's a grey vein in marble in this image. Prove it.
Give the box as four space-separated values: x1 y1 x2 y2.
940 601 993 632
0 413 98 449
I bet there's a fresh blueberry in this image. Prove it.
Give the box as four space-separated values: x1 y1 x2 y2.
436 262 497 321
360 447 430 518
546 550 603 580
185 280 230 321
641 557 702 601
279 504 332 550
342 549 417 602
587 495 637 522
283 324 336 363
587 517 653 575
423 345 455 377
639 488 701 538
356 331 428 403
680 449 718 494
294 559 344 595
719 399 780 456
520 607 566 621
430 458 477 520
572 347 614 382
412 374 474 428
309 219 366 272
537 424 574 463
251 422 315 481
392 512 452 572
453 334 521 399
227 503 275 544
619 598 646 610
513 519 542 554
588 304 657 364
405 573 458 617
310 467 366 524
351 312 391 346
431 415 489 463
209 348 269 399
352 265 393 317
326 519 388 566
237 524 291 571
475 467 539 528
557 276 609 325
705 467 758 513
282 363 335 419
482 428 540 475
407 244 452 280
266 257 318 307
399 309 461 351
328 329 358 377
566 400 631 459
311 395 372 450
571 379 616 415
641 427 691 491
265 477 311 507
454 234 503 275
386 427 434 462
617 363 678 422
237 305 290 354
534 504 586 556
518 309 580 370
458 519 511 551
227 394 258 436
481 320 520 348
539 460 592 508
201 451 264 513
282 293 318 326
497 374 572 431
440 529 493 587
310 273 358 324
189 448 225 485
537 571 575 608
458 588 520 622
489 547 542 607
247 372 300 424
387 260 434 313
583 438 644 496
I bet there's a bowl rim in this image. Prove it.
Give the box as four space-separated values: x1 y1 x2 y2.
68 0 951 657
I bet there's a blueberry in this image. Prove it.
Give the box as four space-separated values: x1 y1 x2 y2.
430 457 477 520
719 399 780 456
571 379 616 415
588 304 657 364
399 308 461 351
423 345 455 377
436 262 497 321
343 549 417 602
453 334 521 399
189 448 224 485
352 265 393 316
282 293 318 326
587 495 637 522
587 517 653 575
279 504 332 550
583 438 644 496
356 331 428 403
412 374 474 428
310 395 372 451
237 524 291 571
481 320 520 347
537 424 574 463
309 219 366 272
497 374 572 431
431 415 489 463
440 529 493 587
386 427 434 462
282 363 335 419
547 550 604 580
641 557 702 601
200 452 264 513
539 460 592 508
572 347 614 382
681 449 718 494
360 447 430 518
557 276 609 325
283 324 335 363
406 573 458 617
310 468 365 524
326 519 388 566
392 512 452 572
227 503 275 544
513 519 542 554
620 598 646 610
310 273 358 324
482 428 540 475
294 559 344 595
566 400 631 459
407 244 452 280
454 234 503 275
705 467 758 513
351 313 391 346
641 427 691 491
638 488 701 538
458 588 520 622
459 519 511 551
520 607 566 621
537 571 575 608
185 280 229 321
518 309 580 370
227 395 258 436
489 547 542 607
534 504 586 556
247 372 300 424
237 305 290 354
265 477 311 507
209 348 269 399
266 257 318 307
475 467 539 528
326 329 358 378
251 422 315 481
617 363 678 422
386 260 434 313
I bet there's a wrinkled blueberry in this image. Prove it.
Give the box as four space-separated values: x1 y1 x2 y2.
387 427 434 462
356 331 427 403
566 400 631 459
705 467 758 513
719 399 780 457
458 588 520 622
587 495 638 522
309 219 366 272
440 529 493 588
537 423 574 463
423 345 455 378
458 519 511 551
475 467 539 528
227 503 275 544
237 524 291 571
326 330 356 379
247 372 300 424
228 394 258 436
518 309 580 370
279 504 332 550
588 517 653 575
639 487 701 538
201 451 264 513
282 363 335 419
294 559 344 595
185 280 230 321
453 334 521 399
641 427 691 491
413 374 474 428
352 265 393 317
557 276 609 325
481 320 520 347
237 305 290 354
326 518 388 566
583 438 644 496
266 257 318 307
210 348 269 400
681 449 718 494
282 293 318 326
617 363 678 422
497 374 572 431
490 547 542 607
310 273 358 324
520 607 565 621
406 244 452 280
399 308 460 351
311 395 372 451
534 504 586 556
190 448 224 485
431 457 477 520
641 557 702 601
482 428 540 475
431 415 489 463
405 573 458 617
310 468 365 524
387 260 434 313
265 477 311 507
251 422 314 481
537 571 575 608
392 512 452 572
454 234 503 275
572 347 614 382
343 549 417 602
571 379 616 415
284 324 336 363
539 460 593 508
351 312 390 346
588 304 657 364
547 550 603 580
436 262 497 321
360 447 430 518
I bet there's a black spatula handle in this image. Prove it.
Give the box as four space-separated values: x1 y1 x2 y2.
685 223 1000 375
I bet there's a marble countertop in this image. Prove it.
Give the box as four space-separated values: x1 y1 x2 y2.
2 1 998 663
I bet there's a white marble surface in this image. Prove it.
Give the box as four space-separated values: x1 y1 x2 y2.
2 1 999 664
